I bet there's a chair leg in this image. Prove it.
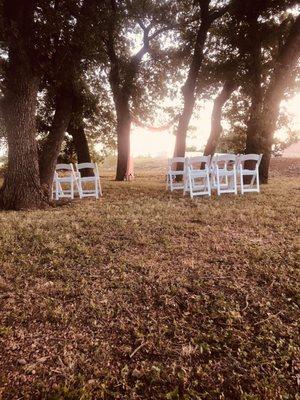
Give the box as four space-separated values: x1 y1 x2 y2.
207 172 211 196
98 178 102 196
240 172 244 195
234 171 237 195
71 181 74 199
217 171 221 196
188 174 193 199
250 173 256 189
77 178 83 198
256 168 260 192
55 183 59 200
76 179 82 199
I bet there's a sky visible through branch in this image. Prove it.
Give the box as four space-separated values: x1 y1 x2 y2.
131 93 300 157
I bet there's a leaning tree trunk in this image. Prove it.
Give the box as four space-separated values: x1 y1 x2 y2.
173 89 197 159
0 60 45 210
173 21 210 160
173 0 232 162
115 100 131 181
39 88 73 197
204 79 236 156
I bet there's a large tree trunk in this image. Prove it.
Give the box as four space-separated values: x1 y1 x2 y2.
0 0 45 210
244 12 264 152
173 0 232 161
173 19 210 159
106 28 134 181
245 14 300 183
243 11 266 183
115 100 131 181
39 88 73 196
0 62 45 210
107 39 132 181
204 79 236 156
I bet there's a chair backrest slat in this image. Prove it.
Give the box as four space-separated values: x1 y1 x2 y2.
56 163 73 171
76 162 95 170
76 162 99 178
187 155 211 170
216 154 236 162
214 154 237 172
168 157 186 170
238 154 262 163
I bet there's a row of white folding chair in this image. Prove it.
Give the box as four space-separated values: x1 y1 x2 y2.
190 154 262 197
167 154 262 198
52 162 102 200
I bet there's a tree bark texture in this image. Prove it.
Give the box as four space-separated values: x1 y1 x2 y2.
115 98 131 181
0 0 45 210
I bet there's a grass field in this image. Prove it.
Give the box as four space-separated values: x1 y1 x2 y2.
0 158 299 400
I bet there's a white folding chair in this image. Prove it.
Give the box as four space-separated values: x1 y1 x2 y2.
75 162 102 199
166 157 187 191
52 163 79 200
214 154 238 196
237 154 262 194
185 156 211 199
